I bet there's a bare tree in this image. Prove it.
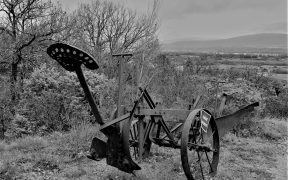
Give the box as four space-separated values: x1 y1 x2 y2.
0 0 74 105
75 0 159 80
76 0 159 55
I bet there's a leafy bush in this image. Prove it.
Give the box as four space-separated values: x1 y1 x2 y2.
262 89 288 118
0 81 12 139
223 67 244 81
16 64 116 135
8 114 33 137
0 162 18 180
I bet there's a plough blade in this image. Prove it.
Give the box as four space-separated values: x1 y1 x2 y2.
87 137 107 161
215 102 259 138
103 125 141 173
87 125 141 173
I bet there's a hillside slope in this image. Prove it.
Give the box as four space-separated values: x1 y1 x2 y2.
162 33 288 53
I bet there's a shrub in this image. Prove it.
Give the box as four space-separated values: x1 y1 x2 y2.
8 114 33 138
0 81 12 139
16 64 116 135
262 89 288 118
0 162 17 180
223 67 244 81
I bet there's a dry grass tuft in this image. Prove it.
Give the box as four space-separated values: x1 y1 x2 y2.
0 136 48 152
0 141 8 152
63 166 87 179
8 136 49 151
54 122 101 154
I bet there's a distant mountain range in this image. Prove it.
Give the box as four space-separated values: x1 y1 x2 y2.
161 33 288 53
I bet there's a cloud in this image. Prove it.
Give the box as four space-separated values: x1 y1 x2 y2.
51 0 90 11
159 0 284 19
261 22 287 33
49 0 286 41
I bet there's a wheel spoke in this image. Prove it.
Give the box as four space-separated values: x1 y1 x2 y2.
134 147 137 159
131 123 138 159
132 123 137 139
130 130 134 142
204 151 213 173
197 151 205 180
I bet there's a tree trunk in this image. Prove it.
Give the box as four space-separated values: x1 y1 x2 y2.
19 63 25 98
0 118 5 139
10 62 18 115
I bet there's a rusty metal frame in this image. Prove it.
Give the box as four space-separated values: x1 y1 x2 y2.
128 88 189 149
112 53 132 118
47 43 259 180
135 109 191 121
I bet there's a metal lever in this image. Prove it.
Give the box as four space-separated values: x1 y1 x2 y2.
75 68 104 125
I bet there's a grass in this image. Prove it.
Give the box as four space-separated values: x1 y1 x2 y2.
218 135 277 179
216 117 287 179
0 136 48 153
63 166 87 179
9 136 49 151
50 122 103 157
0 123 102 179
271 74 288 81
255 117 287 140
0 141 8 151
0 117 287 179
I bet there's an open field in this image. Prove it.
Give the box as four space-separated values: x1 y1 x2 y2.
216 59 288 67
167 53 288 82
215 59 288 81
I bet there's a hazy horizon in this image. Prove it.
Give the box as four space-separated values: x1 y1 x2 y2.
161 32 288 43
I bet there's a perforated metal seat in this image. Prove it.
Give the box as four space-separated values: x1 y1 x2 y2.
47 43 99 71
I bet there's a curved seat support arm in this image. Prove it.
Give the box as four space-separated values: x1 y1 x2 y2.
75 68 104 125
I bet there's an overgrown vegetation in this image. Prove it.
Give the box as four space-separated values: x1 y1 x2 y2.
0 0 159 139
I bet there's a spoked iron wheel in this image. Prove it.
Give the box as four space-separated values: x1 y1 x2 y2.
122 113 152 161
181 109 220 180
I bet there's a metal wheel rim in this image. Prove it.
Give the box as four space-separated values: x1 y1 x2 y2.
181 109 220 180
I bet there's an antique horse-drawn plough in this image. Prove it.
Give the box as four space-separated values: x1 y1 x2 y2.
47 43 258 180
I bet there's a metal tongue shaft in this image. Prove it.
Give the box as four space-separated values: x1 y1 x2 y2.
75 68 140 173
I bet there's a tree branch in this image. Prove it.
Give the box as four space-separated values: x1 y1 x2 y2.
18 34 36 52
0 26 12 36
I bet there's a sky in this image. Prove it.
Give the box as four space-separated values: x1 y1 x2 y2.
55 0 287 42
